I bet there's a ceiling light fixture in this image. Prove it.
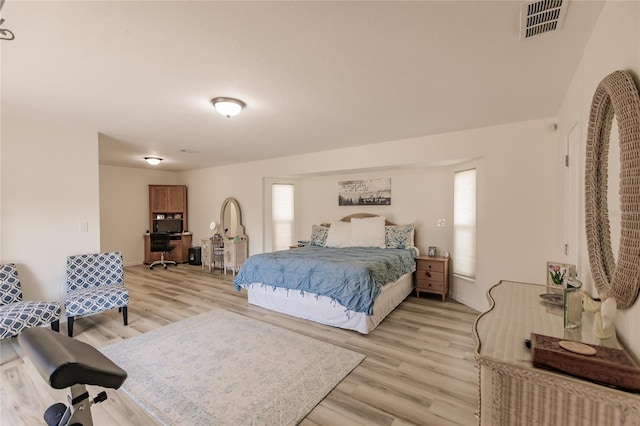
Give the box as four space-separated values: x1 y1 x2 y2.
144 157 162 165
211 97 246 118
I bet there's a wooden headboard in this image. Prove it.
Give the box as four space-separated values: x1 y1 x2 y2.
339 213 396 226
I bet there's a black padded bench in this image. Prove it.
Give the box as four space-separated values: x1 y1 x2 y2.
18 327 127 426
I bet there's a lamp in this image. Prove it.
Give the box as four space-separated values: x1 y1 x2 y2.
211 97 245 118
144 157 162 165
209 221 217 235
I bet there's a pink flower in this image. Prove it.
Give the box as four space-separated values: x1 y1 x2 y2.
549 264 565 285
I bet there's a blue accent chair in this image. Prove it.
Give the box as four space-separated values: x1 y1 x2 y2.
0 263 61 339
65 252 129 337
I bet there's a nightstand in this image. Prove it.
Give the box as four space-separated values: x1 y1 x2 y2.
415 256 450 301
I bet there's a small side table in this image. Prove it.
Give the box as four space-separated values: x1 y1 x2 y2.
414 256 449 301
223 239 247 276
201 238 213 272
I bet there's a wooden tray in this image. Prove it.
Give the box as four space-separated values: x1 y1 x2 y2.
530 333 640 392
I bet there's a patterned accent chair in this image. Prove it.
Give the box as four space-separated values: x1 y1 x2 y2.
65 252 129 337
0 264 61 339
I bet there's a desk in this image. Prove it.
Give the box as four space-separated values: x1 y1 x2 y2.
143 233 192 264
474 281 640 425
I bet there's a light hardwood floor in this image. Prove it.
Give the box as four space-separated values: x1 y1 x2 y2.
0 264 480 425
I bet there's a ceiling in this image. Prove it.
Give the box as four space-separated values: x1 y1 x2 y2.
1 1 604 172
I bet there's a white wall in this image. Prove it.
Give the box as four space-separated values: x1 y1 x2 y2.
99 165 179 266
0 112 3 262
1 116 100 302
295 168 450 253
182 167 234 252
557 1 640 357
181 117 559 312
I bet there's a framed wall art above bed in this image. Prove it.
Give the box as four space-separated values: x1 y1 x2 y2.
338 178 391 206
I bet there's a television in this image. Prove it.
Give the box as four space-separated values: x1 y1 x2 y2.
156 219 182 234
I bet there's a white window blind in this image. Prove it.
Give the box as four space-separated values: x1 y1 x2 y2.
453 169 476 279
272 184 294 251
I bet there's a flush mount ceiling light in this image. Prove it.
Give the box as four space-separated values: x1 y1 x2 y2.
211 97 246 118
144 157 162 165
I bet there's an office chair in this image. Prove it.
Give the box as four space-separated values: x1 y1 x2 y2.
149 232 177 269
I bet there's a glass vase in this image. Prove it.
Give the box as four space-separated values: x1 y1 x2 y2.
563 275 582 329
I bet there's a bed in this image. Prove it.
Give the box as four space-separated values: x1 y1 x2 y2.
233 214 417 333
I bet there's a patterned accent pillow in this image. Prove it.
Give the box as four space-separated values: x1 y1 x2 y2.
310 225 329 246
385 224 415 249
0 263 22 305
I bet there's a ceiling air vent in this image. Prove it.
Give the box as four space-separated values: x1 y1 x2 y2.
520 0 568 39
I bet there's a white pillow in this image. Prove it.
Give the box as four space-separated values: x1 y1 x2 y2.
351 216 386 248
324 221 352 248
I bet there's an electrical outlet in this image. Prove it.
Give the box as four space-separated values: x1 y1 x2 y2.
79 222 88 233
437 219 446 227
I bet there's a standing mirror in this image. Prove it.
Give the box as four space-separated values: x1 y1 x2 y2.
585 70 640 309
218 197 247 241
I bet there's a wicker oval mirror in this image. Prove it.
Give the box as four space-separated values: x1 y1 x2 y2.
585 70 640 309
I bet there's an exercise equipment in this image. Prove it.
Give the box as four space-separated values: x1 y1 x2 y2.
18 327 127 426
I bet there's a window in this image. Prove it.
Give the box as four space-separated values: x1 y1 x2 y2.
272 183 294 251
453 169 476 279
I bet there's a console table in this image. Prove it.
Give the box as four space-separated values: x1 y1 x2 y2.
474 281 640 426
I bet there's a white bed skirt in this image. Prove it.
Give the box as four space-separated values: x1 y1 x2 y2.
244 272 413 334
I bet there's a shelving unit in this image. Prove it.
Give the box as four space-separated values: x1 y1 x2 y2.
149 185 188 233
201 234 225 273
213 234 224 270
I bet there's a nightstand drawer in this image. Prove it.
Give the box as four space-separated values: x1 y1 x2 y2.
417 260 445 273
416 279 444 292
415 269 444 282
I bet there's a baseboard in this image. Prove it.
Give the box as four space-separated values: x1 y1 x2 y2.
450 293 485 313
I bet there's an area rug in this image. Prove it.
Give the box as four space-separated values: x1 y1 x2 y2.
100 309 365 425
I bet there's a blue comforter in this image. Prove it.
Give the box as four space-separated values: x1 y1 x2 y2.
233 246 416 315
